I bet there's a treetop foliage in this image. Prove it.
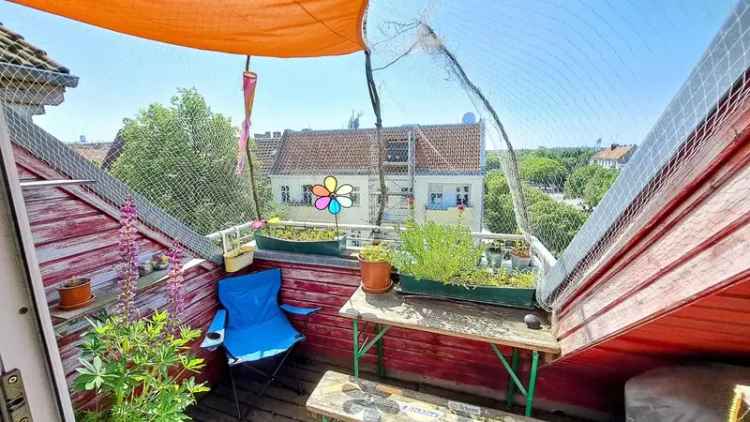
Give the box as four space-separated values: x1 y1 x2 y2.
109 88 271 235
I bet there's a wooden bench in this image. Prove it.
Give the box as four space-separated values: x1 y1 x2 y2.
306 370 541 422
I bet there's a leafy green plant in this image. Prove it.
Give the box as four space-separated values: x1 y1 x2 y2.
74 311 209 422
359 243 392 262
463 269 536 288
260 226 339 241
392 221 484 285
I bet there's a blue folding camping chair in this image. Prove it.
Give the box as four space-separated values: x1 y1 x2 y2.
201 268 319 420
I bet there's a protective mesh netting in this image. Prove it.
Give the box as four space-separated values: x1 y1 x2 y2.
1 0 745 310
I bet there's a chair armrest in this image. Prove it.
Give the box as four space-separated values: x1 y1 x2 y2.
200 309 227 350
281 303 320 316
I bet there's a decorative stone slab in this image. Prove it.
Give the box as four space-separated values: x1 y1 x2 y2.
307 370 542 422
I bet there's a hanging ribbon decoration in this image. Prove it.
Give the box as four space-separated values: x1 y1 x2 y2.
236 56 262 219
236 62 258 175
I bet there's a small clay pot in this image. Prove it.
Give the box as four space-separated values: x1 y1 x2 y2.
511 253 531 269
57 278 92 310
358 257 392 294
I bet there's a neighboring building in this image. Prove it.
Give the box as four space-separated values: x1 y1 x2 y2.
0 23 78 119
267 122 485 232
590 144 636 169
69 141 113 166
253 131 283 176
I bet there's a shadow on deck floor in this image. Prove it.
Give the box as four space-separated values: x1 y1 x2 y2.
187 357 589 422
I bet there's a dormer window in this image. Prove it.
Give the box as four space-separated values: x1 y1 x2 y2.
386 139 408 162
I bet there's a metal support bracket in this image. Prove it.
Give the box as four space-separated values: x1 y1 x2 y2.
353 320 390 381
490 344 540 417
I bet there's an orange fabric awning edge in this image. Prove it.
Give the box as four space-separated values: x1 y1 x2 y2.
10 0 369 58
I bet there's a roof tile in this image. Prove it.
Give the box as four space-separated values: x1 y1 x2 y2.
270 123 482 175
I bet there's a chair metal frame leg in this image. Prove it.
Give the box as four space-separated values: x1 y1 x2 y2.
228 364 243 422
256 345 299 398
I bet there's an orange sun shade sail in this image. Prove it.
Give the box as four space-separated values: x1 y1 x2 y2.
11 0 369 57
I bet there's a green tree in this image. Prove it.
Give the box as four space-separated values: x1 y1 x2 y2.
519 155 567 188
485 170 510 195
528 196 587 254
564 165 600 199
485 152 503 172
483 180 588 255
582 168 618 209
564 164 618 210
483 171 515 234
110 88 269 234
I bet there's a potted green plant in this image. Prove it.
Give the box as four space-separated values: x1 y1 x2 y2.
223 224 258 273
485 240 504 269
57 277 93 310
255 220 346 256
74 311 209 421
151 252 170 271
358 243 393 293
393 221 537 309
511 240 531 269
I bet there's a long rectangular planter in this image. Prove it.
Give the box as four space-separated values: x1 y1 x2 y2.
398 274 536 309
254 232 346 257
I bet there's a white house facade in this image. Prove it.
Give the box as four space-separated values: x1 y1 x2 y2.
265 123 485 232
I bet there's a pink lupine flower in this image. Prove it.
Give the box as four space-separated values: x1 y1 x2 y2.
118 196 139 321
166 245 185 330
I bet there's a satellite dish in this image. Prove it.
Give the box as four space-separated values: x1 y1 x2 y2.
462 112 477 124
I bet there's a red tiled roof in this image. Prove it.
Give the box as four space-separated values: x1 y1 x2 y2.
270 123 482 175
592 145 635 161
253 135 282 176
0 22 70 74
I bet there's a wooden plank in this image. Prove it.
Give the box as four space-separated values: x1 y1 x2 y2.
339 287 559 354
558 151 750 339
557 98 750 315
49 258 205 321
20 179 95 189
559 223 750 355
306 370 540 422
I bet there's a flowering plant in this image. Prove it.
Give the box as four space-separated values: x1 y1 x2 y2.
74 311 208 422
166 245 184 330
118 197 139 321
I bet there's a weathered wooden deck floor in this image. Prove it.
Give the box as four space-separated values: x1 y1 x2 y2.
187 357 588 422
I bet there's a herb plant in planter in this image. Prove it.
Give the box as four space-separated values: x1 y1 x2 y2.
255 225 346 256
358 243 393 293
511 240 531 269
223 224 259 273
57 277 93 310
74 311 208 422
393 221 537 309
484 240 505 269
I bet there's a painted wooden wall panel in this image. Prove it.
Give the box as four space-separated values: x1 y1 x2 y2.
546 96 750 415
250 259 609 417
13 148 224 407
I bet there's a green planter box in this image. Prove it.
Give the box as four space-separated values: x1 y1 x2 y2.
398 274 536 309
254 232 346 257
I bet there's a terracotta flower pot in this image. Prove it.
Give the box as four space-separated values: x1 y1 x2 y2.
511 253 531 269
57 278 93 310
358 257 392 294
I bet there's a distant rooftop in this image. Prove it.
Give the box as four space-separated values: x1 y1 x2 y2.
0 22 78 117
0 23 70 75
269 123 483 176
591 144 635 161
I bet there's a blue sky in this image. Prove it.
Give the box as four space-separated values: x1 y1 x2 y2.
1 1 737 149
